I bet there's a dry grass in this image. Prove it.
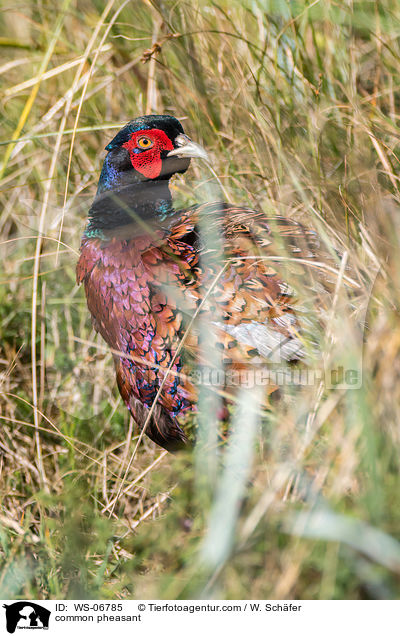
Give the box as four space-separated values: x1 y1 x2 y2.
1 0 400 599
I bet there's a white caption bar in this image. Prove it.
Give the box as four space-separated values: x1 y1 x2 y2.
1 599 398 636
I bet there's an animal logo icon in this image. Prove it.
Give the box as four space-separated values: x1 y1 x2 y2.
3 602 50 634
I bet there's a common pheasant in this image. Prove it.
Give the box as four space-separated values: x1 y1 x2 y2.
77 115 323 451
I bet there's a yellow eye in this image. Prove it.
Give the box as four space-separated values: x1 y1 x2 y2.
137 136 154 149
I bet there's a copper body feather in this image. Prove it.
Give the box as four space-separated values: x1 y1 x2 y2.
77 202 321 450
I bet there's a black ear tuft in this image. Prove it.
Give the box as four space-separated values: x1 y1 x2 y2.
105 124 135 151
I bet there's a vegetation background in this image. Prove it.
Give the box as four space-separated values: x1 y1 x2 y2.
1 0 400 599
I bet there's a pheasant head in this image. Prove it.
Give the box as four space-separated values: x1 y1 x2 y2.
88 115 207 234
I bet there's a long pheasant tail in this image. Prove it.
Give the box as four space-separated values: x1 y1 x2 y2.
130 397 189 452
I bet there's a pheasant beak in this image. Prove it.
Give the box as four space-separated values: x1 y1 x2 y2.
167 134 209 161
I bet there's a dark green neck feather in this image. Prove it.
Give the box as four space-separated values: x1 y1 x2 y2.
86 179 174 239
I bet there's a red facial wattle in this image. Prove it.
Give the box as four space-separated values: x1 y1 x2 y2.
122 129 174 179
